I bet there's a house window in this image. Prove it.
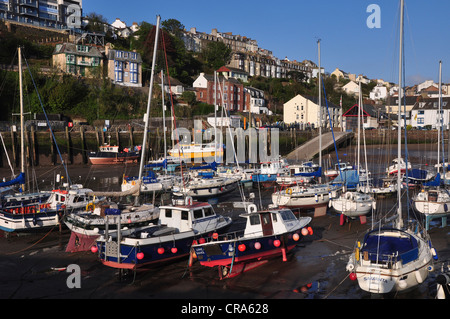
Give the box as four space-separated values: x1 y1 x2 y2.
130 62 138 83
418 111 424 115
417 118 424 124
66 54 75 64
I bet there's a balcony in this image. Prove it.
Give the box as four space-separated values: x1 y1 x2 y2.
19 0 38 7
77 60 92 66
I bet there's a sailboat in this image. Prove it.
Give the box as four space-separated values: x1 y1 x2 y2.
413 61 450 216
0 47 63 232
92 18 235 269
121 71 180 193
329 81 376 222
346 0 435 294
64 16 168 247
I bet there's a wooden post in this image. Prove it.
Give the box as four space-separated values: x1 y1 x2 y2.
80 126 87 164
115 127 120 149
65 126 72 164
129 125 134 147
30 125 38 166
50 129 55 165
25 125 31 167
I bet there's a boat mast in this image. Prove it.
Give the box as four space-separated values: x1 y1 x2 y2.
18 46 25 192
318 39 322 181
396 0 404 229
137 15 161 199
161 70 167 175
438 61 442 172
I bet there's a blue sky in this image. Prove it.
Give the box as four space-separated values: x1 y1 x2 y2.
83 0 450 86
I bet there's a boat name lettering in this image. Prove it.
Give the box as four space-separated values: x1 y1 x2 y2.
364 276 388 283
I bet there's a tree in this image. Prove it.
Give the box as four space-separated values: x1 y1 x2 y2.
201 41 232 70
162 19 185 38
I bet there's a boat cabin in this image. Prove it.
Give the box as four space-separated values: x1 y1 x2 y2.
159 200 220 233
99 145 119 153
241 205 298 238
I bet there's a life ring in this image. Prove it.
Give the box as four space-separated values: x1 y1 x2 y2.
122 179 127 185
86 203 95 212
131 180 136 186
286 188 293 195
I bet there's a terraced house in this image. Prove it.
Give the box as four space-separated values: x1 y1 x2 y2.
105 44 142 87
52 43 102 77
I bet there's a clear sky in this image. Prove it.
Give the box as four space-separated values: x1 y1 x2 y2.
83 0 450 86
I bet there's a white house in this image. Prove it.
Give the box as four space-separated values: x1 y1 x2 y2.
411 97 450 129
111 18 127 30
370 84 388 100
283 94 341 128
342 81 359 96
244 87 271 115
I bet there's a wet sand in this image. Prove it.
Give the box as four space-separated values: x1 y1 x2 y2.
0 195 448 302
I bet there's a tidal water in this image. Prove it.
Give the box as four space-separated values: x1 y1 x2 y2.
0 143 448 301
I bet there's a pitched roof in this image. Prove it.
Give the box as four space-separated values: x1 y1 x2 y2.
53 43 103 58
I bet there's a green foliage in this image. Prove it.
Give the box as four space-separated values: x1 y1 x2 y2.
201 41 232 70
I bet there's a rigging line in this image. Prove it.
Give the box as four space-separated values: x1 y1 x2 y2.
161 28 186 189
22 53 72 186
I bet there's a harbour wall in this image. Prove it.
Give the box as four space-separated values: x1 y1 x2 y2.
0 118 443 169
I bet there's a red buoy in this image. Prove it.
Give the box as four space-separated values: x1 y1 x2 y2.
91 245 98 253
274 239 281 247
171 247 178 254
349 273 357 281
137 252 144 260
198 238 206 244
238 244 246 252
157 247 164 254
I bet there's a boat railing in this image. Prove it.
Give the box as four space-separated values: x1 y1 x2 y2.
360 246 419 268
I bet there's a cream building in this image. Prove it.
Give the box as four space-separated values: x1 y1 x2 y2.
283 94 341 128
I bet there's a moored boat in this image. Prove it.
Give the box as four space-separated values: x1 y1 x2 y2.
191 204 312 279
88 144 141 165
93 198 232 269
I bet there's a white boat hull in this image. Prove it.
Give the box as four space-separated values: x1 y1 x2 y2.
330 192 375 218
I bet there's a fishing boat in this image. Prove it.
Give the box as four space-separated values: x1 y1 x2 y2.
191 204 312 279
88 144 141 165
93 197 232 269
345 0 435 295
65 200 158 252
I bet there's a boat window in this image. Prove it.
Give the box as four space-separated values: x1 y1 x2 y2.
203 207 214 217
280 210 296 221
271 213 277 222
181 210 189 220
165 209 172 218
249 214 260 225
193 209 204 219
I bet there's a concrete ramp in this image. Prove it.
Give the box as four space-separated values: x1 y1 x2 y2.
286 131 353 162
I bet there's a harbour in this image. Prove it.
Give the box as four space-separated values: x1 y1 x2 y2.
0 144 449 301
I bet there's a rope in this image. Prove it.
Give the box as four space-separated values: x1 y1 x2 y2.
323 272 350 299
5 225 56 255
